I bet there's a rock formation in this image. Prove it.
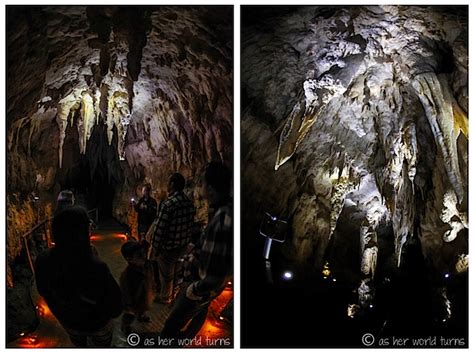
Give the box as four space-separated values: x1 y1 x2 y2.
242 6 467 282
7 5 233 283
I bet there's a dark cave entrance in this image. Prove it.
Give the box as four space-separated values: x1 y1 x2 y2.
57 117 124 220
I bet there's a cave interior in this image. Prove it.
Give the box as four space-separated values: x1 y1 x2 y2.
241 5 468 348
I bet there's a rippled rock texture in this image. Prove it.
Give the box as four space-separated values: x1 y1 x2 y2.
7 5 232 224
242 6 467 278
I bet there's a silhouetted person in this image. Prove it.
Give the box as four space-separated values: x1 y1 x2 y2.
132 184 158 240
120 240 154 335
54 190 75 216
152 173 196 304
35 207 122 347
160 162 233 343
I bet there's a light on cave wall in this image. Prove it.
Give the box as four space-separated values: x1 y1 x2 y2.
440 190 468 243
322 261 331 279
455 254 468 273
55 84 131 167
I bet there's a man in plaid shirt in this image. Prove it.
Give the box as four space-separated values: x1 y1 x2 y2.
160 162 233 343
152 173 196 304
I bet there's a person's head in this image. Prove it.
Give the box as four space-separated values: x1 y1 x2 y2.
57 190 75 205
52 206 90 251
121 240 147 267
168 173 186 193
202 161 231 204
142 184 152 198
54 190 75 216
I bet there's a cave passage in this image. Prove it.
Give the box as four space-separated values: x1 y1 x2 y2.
57 122 122 220
6 4 234 349
10 219 233 348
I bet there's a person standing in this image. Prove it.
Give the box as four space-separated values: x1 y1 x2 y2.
160 162 233 343
132 184 158 240
152 173 196 304
35 207 122 347
119 240 155 334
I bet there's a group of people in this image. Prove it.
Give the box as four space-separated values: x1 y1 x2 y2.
34 162 233 347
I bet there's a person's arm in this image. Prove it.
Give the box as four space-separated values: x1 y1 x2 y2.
152 201 172 251
133 199 141 212
149 199 158 217
187 211 232 300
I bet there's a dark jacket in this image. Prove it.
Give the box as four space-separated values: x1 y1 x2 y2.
120 261 154 313
134 197 158 228
35 248 123 331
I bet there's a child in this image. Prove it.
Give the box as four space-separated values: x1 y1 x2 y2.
120 240 155 334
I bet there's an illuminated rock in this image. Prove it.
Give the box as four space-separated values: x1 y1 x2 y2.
440 190 468 242
455 254 468 274
242 5 467 275
7 5 232 234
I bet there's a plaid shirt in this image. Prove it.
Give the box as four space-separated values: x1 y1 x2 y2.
152 191 196 250
189 198 233 301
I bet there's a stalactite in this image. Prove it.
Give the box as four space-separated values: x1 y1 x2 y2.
106 89 130 158
392 163 414 267
56 92 81 168
328 168 354 239
361 246 378 278
275 73 351 170
412 73 465 202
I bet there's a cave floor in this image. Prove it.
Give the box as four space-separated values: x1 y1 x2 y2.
10 219 232 348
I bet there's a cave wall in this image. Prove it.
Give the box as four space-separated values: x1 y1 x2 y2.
242 5 467 273
7 5 233 278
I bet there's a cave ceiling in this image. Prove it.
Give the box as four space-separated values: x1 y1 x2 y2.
7 6 233 221
241 5 468 272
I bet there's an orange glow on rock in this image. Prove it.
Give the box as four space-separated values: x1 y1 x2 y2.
37 298 54 320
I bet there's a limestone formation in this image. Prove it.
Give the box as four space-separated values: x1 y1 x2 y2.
7 6 233 221
7 6 232 281
242 6 468 277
